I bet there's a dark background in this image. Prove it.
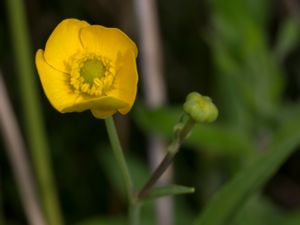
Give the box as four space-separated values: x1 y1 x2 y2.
1 0 300 224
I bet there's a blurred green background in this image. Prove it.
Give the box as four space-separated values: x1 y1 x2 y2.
1 0 300 225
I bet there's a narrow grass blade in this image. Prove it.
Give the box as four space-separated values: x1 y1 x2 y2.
193 111 300 225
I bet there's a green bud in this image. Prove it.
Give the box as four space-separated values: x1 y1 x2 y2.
183 92 218 123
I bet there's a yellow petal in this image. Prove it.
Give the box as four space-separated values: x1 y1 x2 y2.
108 51 138 114
79 25 138 62
91 109 117 119
60 95 128 115
36 49 79 112
36 49 128 113
70 96 128 113
44 18 89 73
84 96 130 119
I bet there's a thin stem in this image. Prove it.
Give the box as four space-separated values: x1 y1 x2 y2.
104 117 133 201
5 0 64 225
176 118 195 148
129 203 140 225
0 74 46 225
105 117 139 225
137 118 195 199
137 153 174 199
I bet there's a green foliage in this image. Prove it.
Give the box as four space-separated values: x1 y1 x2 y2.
134 104 300 225
210 0 284 125
274 17 300 61
232 196 286 225
134 104 254 156
193 110 300 225
191 0 300 224
2 0 300 224
135 0 300 224
143 185 195 202
99 148 150 199
285 213 300 225
231 196 300 225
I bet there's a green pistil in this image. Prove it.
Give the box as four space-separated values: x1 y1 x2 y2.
80 59 105 84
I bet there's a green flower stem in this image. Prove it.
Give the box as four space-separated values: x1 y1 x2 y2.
105 117 133 199
137 118 195 199
5 0 64 225
170 118 195 153
129 203 140 225
105 116 195 224
104 117 139 225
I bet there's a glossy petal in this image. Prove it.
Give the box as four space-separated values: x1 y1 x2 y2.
36 19 138 118
44 18 89 73
80 25 138 62
36 50 128 113
91 109 117 119
36 49 78 112
65 96 128 113
108 51 138 114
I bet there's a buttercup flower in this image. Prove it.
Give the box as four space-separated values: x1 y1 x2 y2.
36 18 138 118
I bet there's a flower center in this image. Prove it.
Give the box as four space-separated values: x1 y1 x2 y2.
70 53 115 96
80 59 105 84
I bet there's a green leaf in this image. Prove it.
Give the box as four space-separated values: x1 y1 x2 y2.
210 0 284 120
133 104 254 156
189 124 254 155
232 195 286 225
274 17 300 61
233 198 300 225
193 110 300 225
210 0 271 27
142 185 195 202
285 212 300 225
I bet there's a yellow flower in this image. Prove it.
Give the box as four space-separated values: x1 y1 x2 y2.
35 18 138 118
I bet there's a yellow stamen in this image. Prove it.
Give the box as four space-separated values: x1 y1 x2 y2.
70 53 115 96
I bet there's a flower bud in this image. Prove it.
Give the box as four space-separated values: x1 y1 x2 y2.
183 92 218 123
